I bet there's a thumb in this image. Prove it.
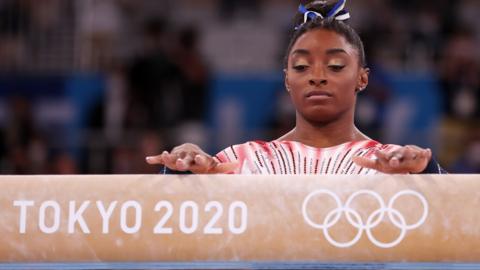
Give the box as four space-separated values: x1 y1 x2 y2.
352 156 378 170
190 155 239 174
211 162 239 174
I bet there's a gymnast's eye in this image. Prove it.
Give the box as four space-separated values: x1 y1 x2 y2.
293 65 309 72
327 58 346 72
328 65 345 72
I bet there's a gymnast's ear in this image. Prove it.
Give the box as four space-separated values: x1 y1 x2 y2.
356 67 370 93
284 69 291 92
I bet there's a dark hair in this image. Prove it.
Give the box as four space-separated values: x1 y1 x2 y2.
283 1 367 69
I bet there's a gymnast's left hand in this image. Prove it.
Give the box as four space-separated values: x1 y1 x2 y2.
352 145 432 174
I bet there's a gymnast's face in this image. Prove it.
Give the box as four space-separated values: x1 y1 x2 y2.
285 28 369 124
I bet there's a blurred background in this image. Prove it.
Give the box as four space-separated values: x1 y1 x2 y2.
0 0 478 174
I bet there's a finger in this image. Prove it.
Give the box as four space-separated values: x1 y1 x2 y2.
176 154 195 171
402 145 429 161
384 147 410 168
212 162 239 174
415 148 431 159
389 152 405 167
386 147 417 172
145 154 164 165
352 156 379 170
391 147 431 173
394 154 420 172
384 150 396 160
404 148 433 173
162 151 181 170
194 154 214 168
375 149 390 162
189 154 218 174
405 144 425 152
380 147 405 166
191 155 239 174
425 148 432 161
374 150 395 169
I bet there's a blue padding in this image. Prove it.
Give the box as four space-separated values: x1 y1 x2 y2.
208 73 283 152
0 262 478 270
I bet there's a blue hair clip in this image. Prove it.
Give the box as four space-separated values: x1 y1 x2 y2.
327 0 346 17
298 4 308 14
299 4 323 21
295 0 351 30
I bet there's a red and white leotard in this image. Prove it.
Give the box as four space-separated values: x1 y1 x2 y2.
215 140 401 175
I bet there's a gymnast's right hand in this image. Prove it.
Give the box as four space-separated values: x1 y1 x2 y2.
145 143 238 174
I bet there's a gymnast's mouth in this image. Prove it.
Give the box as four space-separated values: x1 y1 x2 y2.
305 90 333 99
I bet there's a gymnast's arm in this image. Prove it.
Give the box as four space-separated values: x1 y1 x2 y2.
145 143 238 174
147 144 446 174
353 145 447 174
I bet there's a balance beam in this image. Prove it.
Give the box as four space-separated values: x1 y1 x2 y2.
0 175 479 267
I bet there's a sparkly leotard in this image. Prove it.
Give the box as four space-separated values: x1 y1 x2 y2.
215 140 399 175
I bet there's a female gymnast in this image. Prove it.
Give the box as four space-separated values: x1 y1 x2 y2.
146 0 444 175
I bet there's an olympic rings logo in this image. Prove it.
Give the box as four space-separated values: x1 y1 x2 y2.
302 189 428 249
